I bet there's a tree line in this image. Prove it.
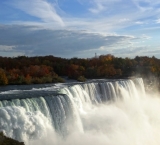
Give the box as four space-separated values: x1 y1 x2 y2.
0 54 160 88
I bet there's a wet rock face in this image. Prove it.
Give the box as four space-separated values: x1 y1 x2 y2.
0 132 25 145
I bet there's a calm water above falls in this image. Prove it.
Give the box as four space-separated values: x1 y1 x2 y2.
0 78 160 145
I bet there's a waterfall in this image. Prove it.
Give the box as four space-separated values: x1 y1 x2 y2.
1 78 156 145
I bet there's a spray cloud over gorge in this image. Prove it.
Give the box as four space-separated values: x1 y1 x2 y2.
0 78 160 145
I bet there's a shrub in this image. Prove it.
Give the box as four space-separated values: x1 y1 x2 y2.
77 76 86 82
52 76 65 83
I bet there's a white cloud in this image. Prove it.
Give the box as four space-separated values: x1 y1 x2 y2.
0 25 139 58
10 0 64 26
0 45 14 51
140 34 151 39
0 45 24 57
66 0 160 34
5 0 160 34
89 4 105 14
119 18 130 23
0 24 159 58
135 21 144 24
132 0 160 13
86 0 160 27
1 1 160 58
156 19 160 24
88 0 121 14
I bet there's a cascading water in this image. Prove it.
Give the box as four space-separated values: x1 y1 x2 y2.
1 78 160 145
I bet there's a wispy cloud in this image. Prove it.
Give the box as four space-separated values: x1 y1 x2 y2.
88 0 121 14
85 0 160 27
4 0 160 33
1 0 160 58
140 34 151 39
156 19 160 24
9 0 64 26
89 3 105 14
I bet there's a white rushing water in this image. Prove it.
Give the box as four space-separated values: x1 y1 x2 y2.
0 78 160 145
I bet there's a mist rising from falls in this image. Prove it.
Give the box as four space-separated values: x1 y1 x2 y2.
0 106 54 143
0 78 160 145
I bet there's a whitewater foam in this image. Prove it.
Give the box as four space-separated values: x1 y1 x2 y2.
0 78 159 145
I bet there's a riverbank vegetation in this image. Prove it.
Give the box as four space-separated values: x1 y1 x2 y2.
0 54 160 90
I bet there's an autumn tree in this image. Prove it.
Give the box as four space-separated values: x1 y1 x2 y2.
0 68 8 85
67 64 85 79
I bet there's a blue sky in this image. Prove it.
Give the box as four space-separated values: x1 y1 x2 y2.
0 0 160 58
